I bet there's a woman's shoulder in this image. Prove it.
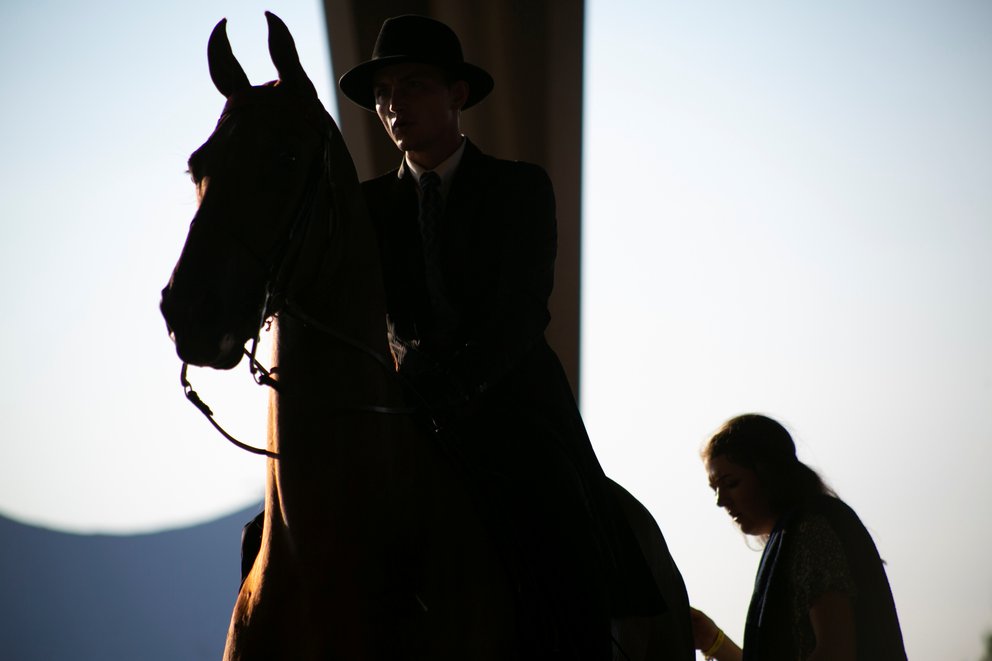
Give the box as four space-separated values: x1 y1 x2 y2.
790 509 851 566
786 504 858 599
796 495 878 552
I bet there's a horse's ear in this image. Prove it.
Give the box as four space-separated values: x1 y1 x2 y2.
208 18 251 98
266 12 319 100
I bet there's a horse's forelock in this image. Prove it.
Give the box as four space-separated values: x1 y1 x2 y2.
217 86 333 136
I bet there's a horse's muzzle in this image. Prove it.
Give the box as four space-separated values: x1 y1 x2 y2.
160 284 245 370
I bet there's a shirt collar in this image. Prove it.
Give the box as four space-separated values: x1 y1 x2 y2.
404 137 467 196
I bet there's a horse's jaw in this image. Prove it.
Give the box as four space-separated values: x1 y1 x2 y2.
167 329 245 370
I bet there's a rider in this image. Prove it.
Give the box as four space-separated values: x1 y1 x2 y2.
337 15 663 660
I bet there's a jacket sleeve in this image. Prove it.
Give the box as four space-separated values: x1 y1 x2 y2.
445 162 557 397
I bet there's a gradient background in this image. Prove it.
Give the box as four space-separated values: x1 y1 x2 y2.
1 1 989 659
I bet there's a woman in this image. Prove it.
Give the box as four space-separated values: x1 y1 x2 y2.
691 414 906 661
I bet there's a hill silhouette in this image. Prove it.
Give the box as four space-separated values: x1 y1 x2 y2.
0 504 261 661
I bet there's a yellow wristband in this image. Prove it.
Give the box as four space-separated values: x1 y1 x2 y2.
703 628 726 659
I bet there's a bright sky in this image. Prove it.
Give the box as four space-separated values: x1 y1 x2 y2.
0 0 333 533
582 2 992 660
0 1 989 660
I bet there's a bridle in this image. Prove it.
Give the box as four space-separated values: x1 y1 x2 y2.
178 94 413 460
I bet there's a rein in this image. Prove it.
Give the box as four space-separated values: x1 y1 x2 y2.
179 98 414 459
181 358 280 459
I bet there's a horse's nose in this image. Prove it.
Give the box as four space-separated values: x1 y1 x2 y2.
160 285 179 337
159 282 201 355
158 283 244 369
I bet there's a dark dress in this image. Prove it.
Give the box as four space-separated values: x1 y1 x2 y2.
743 495 907 661
362 139 661 660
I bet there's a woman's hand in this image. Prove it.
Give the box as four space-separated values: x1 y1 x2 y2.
690 607 743 661
690 607 721 651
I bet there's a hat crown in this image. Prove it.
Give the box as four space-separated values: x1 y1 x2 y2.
338 14 493 111
372 15 465 67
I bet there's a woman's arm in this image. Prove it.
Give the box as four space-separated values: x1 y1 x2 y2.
806 590 857 661
690 607 743 661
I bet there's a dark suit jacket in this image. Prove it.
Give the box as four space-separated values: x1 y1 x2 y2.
363 138 555 393
362 140 662 622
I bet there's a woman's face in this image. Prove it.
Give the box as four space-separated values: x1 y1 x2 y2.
706 454 778 536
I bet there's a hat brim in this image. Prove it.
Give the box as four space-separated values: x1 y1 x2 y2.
339 56 494 111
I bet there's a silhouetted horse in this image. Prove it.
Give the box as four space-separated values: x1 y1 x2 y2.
160 12 692 661
160 13 514 660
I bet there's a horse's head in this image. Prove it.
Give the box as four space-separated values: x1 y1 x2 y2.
160 12 333 369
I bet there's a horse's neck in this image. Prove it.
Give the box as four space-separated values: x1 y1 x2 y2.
272 165 396 406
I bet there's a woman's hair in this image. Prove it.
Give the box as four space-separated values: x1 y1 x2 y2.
703 413 834 513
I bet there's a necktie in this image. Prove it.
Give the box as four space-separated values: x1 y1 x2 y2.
418 171 458 344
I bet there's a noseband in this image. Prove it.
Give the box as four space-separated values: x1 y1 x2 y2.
179 92 412 459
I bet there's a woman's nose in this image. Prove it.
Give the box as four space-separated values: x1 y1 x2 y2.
715 488 728 508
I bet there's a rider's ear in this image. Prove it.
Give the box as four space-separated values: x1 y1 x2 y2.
266 11 319 100
450 80 470 111
207 18 251 98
